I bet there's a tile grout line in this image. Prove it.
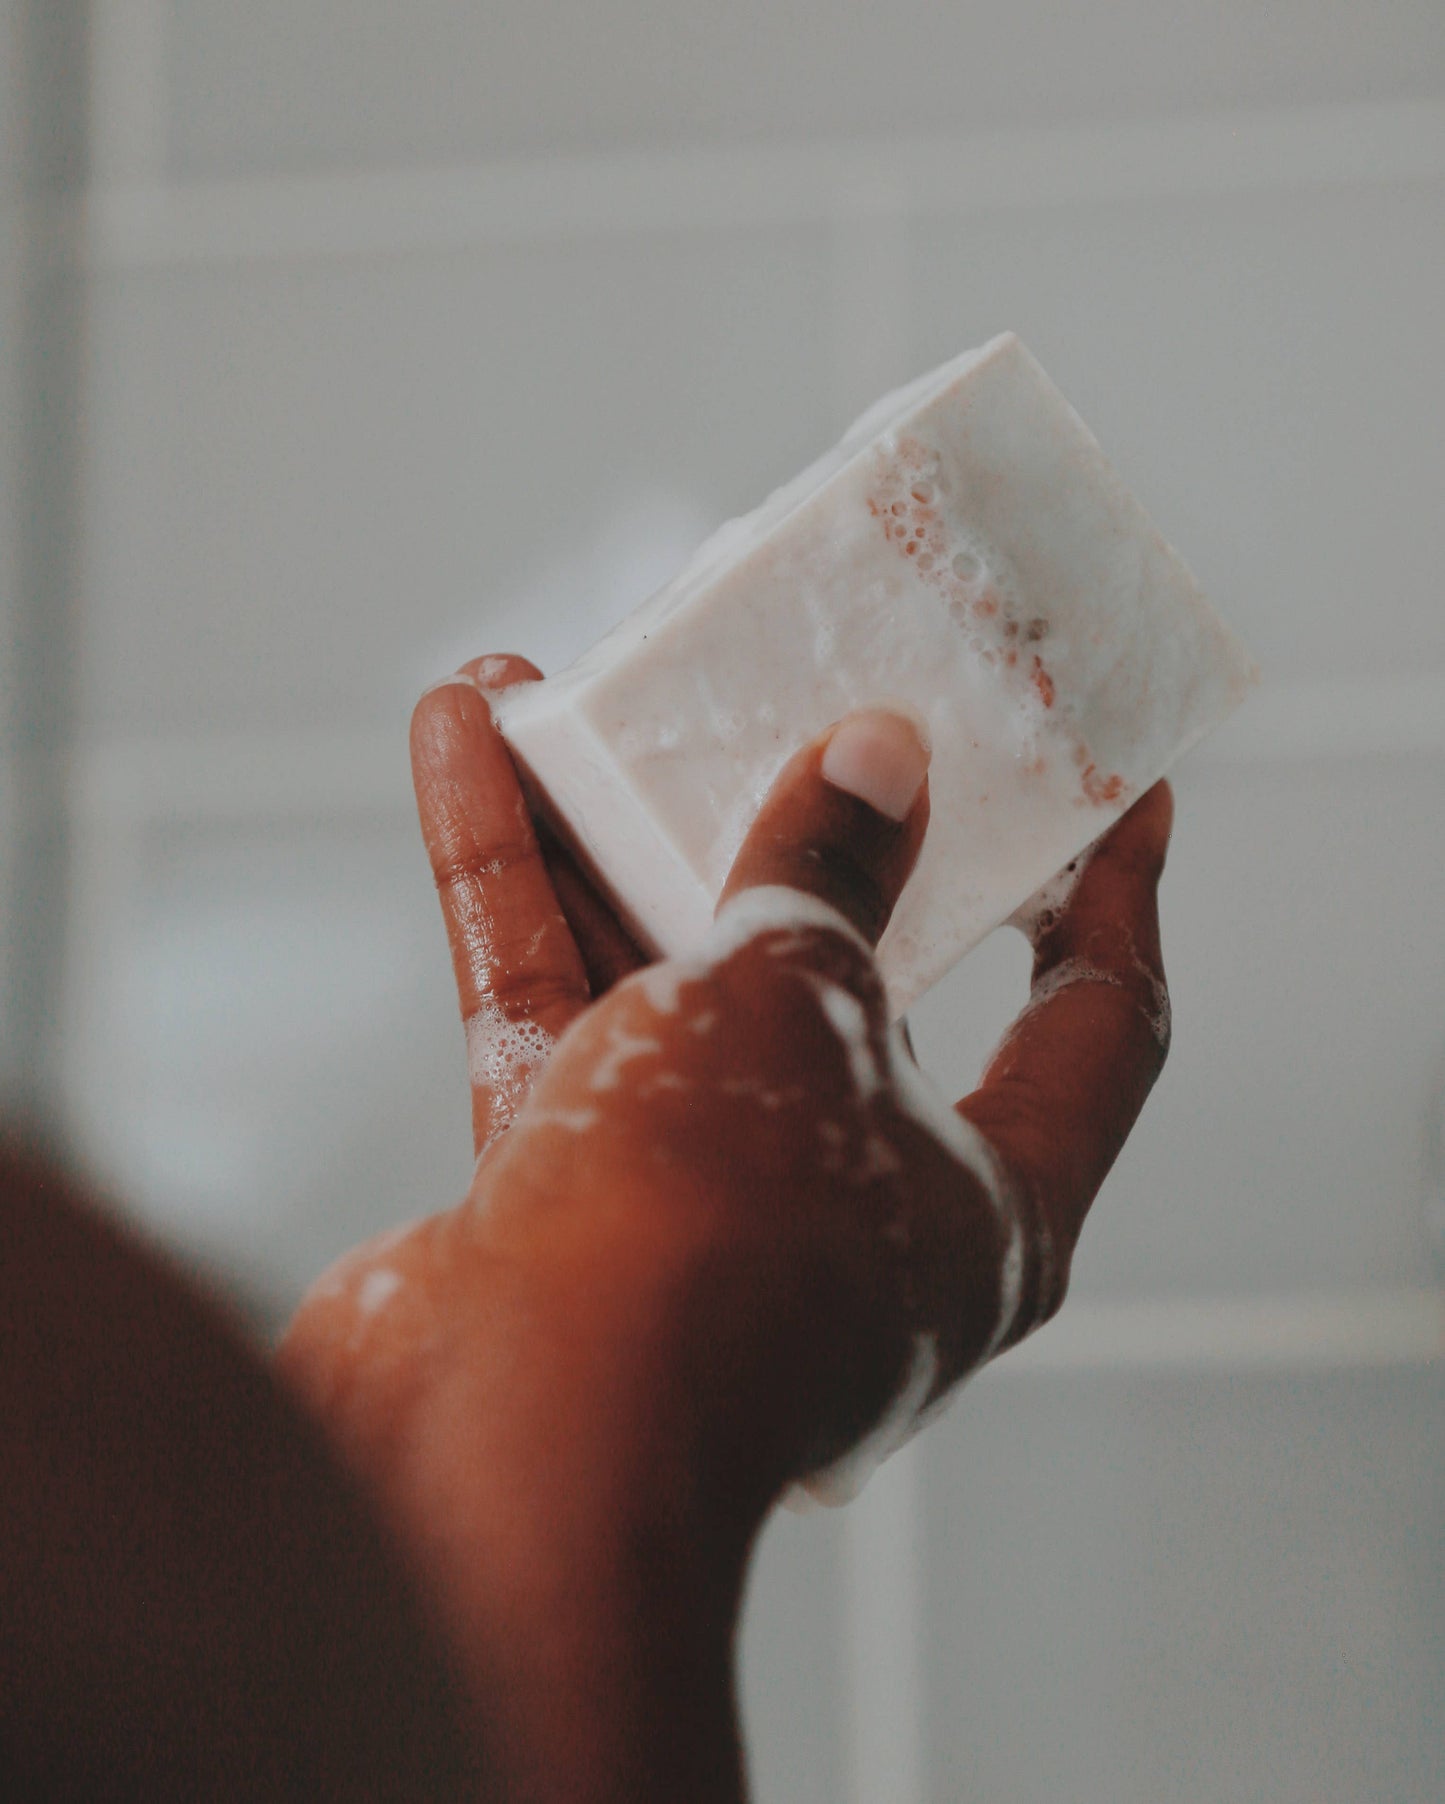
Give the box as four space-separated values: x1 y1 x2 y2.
841 1444 928 1804
65 98 1445 270
993 1287 1445 1376
828 201 929 1804
41 672 1445 825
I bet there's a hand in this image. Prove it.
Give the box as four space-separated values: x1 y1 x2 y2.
278 659 1173 1804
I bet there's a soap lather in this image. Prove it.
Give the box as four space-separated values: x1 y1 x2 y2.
494 331 1256 1015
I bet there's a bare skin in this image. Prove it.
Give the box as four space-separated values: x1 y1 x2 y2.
0 1131 484 1801
279 656 1174 1804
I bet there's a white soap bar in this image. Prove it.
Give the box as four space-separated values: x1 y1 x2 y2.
495 332 1256 1014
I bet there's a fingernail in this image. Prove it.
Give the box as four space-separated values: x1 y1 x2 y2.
820 708 932 821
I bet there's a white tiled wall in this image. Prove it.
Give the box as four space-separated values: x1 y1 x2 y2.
61 810 476 1295
163 0 1445 174
3 1 92 1118
919 1363 1445 1803
741 1507 851 1804
9 4 1443 1798
80 228 835 737
914 755 1445 1304
907 181 1445 684
0 0 21 1107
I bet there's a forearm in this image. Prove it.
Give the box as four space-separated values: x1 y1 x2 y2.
277 1221 759 1804
379 1431 753 1804
435 1558 748 1804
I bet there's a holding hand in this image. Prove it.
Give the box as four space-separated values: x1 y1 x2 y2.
279 656 1173 1804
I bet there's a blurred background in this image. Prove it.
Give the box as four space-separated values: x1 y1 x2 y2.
2 3 1443 1798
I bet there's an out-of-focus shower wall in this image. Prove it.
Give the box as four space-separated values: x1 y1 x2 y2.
7 5 1444 1800
2 1 90 1119
0 0 20 1107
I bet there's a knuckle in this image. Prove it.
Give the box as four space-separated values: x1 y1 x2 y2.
431 830 540 894
481 938 586 1019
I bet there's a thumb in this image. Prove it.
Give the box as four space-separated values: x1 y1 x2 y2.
717 707 932 947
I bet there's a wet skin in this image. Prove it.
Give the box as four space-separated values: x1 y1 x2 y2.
278 656 1174 1804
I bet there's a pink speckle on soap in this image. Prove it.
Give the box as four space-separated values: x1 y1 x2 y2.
1081 765 1126 805
865 440 1128 807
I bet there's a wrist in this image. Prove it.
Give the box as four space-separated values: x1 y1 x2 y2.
281 1209 759 1804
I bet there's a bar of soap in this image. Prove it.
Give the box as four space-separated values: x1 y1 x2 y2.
495 331 1256 1014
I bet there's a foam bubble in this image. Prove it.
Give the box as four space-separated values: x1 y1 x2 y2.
880 1019 1025 1360
988 959 1126 1072
636 961 691 1016
640 1070 694 1096
706 885 871 966
523 1104 601 1134
1143 975 1172 1049
882 1020 1006 1210
719 1076 803 1110
942 524 1023 624
865 466 1062 744
858 1132 905 1181
979 1214 1025 1362
465 1003 555 1113
1126 943 1173 1051
1008 843 1096 944
806 975 884 1102
356 1267 403 1315
588 1020 665 1091
989 943 1169 1060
